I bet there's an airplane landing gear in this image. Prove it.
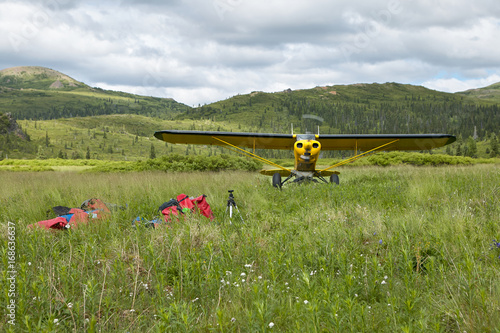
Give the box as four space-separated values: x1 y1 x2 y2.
272 172 282 188
330 174 339 185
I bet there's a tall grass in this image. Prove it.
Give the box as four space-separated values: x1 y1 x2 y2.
1 165 499 332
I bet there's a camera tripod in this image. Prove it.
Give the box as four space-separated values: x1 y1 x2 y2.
225 190 244 224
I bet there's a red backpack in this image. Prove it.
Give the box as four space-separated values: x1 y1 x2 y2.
28 198 111 230
159 194 214 224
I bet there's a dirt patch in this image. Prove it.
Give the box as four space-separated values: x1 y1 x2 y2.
50 80 64 89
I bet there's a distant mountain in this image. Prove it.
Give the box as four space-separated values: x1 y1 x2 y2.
0 66 86 90
0 66 190 120
457 82 500 103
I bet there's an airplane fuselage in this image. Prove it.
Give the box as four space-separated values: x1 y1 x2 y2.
293 134 321 173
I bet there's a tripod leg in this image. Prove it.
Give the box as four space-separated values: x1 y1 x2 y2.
234 205 245 223
224 205 230 224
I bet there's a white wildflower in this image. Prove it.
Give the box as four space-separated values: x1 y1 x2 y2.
269 322 275 328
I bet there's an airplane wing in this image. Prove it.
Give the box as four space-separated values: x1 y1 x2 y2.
154 130 295 150
155 131 455 151
317 134 456 151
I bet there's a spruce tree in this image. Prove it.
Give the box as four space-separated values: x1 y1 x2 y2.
466 137 477 158
36 146 46 160
150 143 156 159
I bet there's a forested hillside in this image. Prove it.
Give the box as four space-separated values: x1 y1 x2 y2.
183 83 499 141
0 112 36 158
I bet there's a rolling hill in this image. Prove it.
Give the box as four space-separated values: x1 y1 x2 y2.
0 66 499 160
0 66 190 120
0 66 85 90
457 82 500 103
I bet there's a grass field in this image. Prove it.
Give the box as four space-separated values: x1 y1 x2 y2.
1 165 500 332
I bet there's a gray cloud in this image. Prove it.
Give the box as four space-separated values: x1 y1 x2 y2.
0 0 499 105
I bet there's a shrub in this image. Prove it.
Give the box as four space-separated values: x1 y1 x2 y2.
88 154 262 173
367 152 480 166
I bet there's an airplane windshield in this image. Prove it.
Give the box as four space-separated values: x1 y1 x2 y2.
295 134 316 141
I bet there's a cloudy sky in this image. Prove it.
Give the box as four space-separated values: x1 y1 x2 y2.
1 0 500 106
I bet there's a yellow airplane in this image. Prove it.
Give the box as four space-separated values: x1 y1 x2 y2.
154 130 456 188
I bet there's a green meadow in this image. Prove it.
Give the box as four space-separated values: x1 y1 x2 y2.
1 165 500 332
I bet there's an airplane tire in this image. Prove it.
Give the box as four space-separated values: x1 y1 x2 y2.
330 174 339 185
272 173 282 188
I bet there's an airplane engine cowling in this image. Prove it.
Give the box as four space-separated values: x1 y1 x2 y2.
294 139 321 172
